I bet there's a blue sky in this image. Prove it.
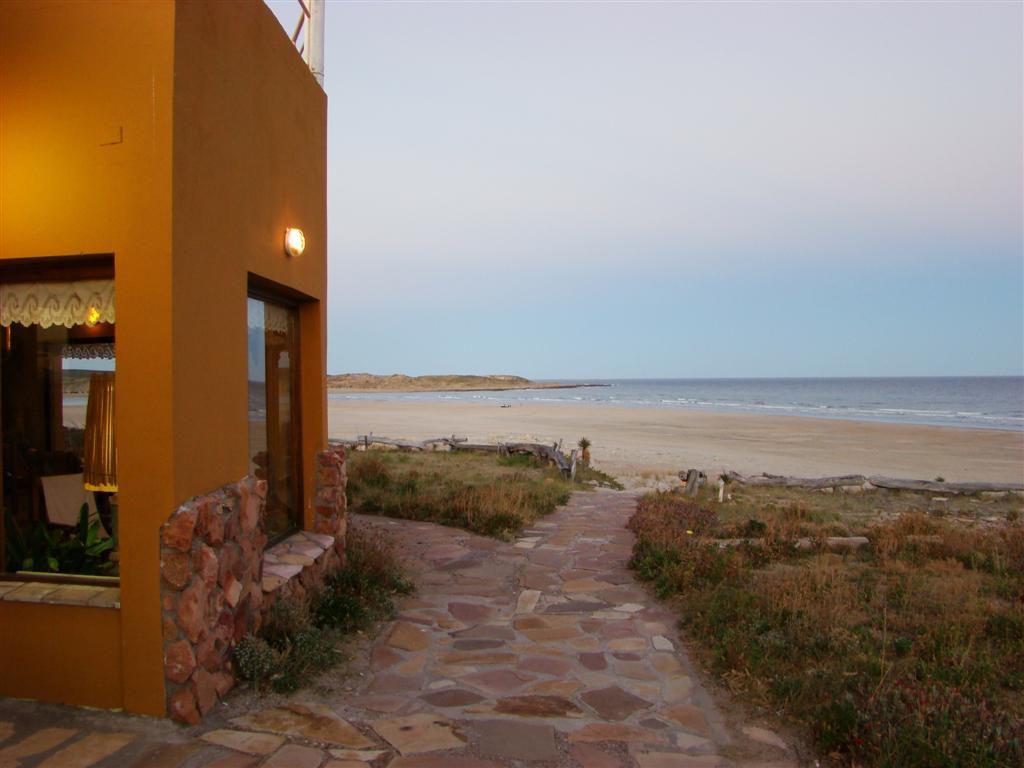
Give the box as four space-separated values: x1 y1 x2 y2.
267 1 1023 378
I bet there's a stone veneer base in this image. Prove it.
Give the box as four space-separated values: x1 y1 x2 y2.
158 445 347 724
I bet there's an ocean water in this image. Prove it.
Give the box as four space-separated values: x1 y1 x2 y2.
328 377 1024 431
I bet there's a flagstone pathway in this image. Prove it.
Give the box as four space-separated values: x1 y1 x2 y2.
0 490 802 767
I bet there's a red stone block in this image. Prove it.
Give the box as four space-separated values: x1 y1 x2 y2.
213 671 235 698
164 640 196 684
219 544 240 588
161 550 191 590
223 573 243 608
169 685 200 725
193 544 218 588
239 538 254 565
232 597 250 642
162 509 197 552
195 635 220 673
239 485 260 533
197 499 225 546
317 465 340 487
177 579 208 643
223 514 239 542
192 668 218 715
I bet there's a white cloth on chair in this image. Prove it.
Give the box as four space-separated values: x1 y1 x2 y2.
40 473 108 537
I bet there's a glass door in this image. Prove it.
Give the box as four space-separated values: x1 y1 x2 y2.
247 296 301 540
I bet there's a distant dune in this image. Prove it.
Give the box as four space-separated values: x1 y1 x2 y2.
327 373 587 392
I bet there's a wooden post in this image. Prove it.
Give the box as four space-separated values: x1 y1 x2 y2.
683 469 703 497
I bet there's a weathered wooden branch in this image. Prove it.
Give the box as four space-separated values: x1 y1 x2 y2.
331 435 468 451
866 476 1024 495
680 469 706 497
722 471 867 489
719 470 1023 496
451 442 501 453
501 442 573 477
333 434 578 479
716 535 869 551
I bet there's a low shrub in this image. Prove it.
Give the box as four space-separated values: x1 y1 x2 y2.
628 489 1024 767
314 526 412 632
234 634 276 690
234 522 412 694
852 678 1024 767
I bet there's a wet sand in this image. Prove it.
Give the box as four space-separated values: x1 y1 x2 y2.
328 399 1024 484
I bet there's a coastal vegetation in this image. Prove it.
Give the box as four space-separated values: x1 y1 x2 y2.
629 484 1024 768
235 523 412 693
346 447 620 538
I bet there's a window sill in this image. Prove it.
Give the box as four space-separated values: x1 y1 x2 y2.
0 580 120 608
261 530 335 594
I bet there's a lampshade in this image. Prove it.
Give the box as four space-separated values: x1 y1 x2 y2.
83 372 117 492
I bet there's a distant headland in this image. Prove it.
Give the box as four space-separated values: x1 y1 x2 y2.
326 373 603 392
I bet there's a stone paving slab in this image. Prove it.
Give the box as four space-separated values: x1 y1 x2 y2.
0 490 800 767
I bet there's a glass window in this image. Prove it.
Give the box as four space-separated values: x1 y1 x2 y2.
1 281 118 577
247 296 301 541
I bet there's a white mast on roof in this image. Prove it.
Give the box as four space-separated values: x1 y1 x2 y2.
308 0 325 87
290 0 325 87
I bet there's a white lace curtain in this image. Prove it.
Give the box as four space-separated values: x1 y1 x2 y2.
62 342 115 360
0 279 115 328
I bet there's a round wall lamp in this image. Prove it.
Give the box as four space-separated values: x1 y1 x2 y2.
284 227 306 258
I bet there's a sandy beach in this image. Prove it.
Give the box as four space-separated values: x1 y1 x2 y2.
328 399 1024 485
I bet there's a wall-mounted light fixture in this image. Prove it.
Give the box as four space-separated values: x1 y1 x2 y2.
284 228 306 258
86 306 102 326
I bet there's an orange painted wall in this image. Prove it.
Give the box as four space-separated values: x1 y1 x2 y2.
0 0 176 714
170 0 328 525
0 0 327 715
0 603 123 709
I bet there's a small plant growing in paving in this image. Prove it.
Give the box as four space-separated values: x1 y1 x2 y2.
234 634 276 691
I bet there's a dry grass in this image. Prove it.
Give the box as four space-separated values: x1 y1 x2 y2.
629 487 1024 768
347 449 585 538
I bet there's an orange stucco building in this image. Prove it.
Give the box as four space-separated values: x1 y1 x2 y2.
0 0 340 719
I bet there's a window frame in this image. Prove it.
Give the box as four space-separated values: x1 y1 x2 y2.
247 279 304 545
0 254 116 585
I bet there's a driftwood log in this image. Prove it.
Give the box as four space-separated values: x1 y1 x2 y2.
866 476 1024 495
679 469 707 497
716 535 870 551
453 443 501 453
722 471 867 489
721 470 1023 496
332 435 468 451
500 442 574 477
